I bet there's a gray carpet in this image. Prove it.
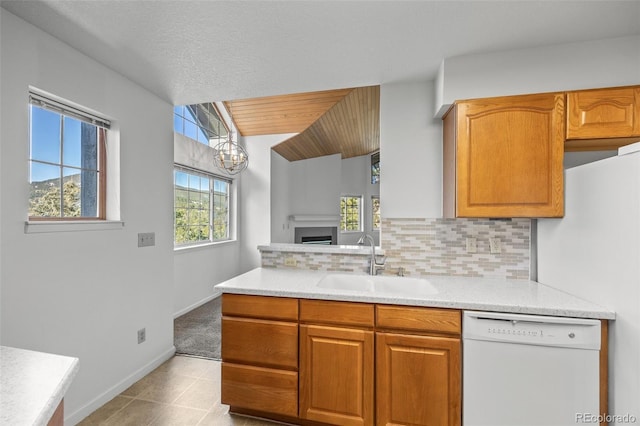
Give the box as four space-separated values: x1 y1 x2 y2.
174 296 221 360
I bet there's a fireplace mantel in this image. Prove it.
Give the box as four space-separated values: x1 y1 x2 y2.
288 214 339 222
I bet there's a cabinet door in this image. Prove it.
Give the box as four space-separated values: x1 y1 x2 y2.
376 333 461 426
455 93 564 217
567 86 640 141
300 324 374 426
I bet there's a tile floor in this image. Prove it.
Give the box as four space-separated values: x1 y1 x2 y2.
78 355 278 426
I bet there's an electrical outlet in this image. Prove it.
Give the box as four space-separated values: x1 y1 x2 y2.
465 237 477 253
284 257 297 267
489 237 502 254
138 232 155 247
137 328 146 344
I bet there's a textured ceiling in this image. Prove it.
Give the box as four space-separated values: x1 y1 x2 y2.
2 1 638 106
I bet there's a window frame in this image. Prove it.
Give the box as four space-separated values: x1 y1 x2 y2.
371 195 381 231
173 165 232 247
173 103 229 147
371 151 380 184
340 195 363 233
28 92 109 221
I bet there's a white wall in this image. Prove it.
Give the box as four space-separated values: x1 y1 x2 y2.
290 154 341 217
270 151 292 243
340 155 380 246
435 35 640 116
240 133 294 272
380 81 443 219
172 133 243 314
173 242 240 314
1 10 174 423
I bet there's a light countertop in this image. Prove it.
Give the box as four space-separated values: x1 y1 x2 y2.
1 346 79 426
215 267 615 320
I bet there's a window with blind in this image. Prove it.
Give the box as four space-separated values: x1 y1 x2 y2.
174 166 231 246
28 92 110 220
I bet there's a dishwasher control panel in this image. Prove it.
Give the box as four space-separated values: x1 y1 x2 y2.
463 311 601 350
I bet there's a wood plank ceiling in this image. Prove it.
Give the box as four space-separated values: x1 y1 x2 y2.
224 85 379 162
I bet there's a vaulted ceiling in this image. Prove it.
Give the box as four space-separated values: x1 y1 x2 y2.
225 86 380 162
224 88 353 136
2 1 637 163
3 1 637 106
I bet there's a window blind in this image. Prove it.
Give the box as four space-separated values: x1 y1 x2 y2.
174 164 232 184
29 91 111 129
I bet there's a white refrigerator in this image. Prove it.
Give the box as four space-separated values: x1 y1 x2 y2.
538 145 640 424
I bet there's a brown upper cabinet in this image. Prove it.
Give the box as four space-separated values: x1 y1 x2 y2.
566 85 640 151
443 92 565 218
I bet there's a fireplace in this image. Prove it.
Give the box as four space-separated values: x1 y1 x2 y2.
294 227 338 245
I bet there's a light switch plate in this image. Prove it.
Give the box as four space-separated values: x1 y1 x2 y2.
466 237 477 253
138 232 155 247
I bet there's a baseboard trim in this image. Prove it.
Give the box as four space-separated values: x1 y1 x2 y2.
173 291 221 319
66 345 176 425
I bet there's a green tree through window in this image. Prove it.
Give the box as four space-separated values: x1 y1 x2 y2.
29 99 108 219
174 168 230 245
340 196 362 231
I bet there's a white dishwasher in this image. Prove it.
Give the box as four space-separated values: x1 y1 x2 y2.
463 311 601 426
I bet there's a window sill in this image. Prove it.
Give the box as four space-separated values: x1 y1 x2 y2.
24 220 125 234
174 239 237 253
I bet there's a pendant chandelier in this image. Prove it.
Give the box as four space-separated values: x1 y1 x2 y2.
212 133 248 175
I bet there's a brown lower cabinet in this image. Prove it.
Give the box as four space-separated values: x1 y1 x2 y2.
221 294 462 426
48 399 64 426
376 333 460 426
299 324 374 426
220 294 299 418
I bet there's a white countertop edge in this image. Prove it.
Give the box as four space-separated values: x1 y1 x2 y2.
0 346 80 426
35 357 79 425
258 243 384 256
217 287 614 320
214 268 615 320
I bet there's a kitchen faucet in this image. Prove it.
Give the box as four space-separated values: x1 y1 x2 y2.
357 233 386 275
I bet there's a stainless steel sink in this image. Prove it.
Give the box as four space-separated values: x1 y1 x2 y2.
316 273 438 297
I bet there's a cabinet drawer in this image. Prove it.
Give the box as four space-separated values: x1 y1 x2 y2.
222 294 298 321
300 299 374 327
376 305 461 335
222 317 298 370
222 363 298 417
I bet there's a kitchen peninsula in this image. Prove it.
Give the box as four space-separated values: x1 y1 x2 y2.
216 267 613 319
215 267 613 426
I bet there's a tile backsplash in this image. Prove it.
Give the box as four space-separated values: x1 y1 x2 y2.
261 250 370 274
381 218 531 280
261 217 531 280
